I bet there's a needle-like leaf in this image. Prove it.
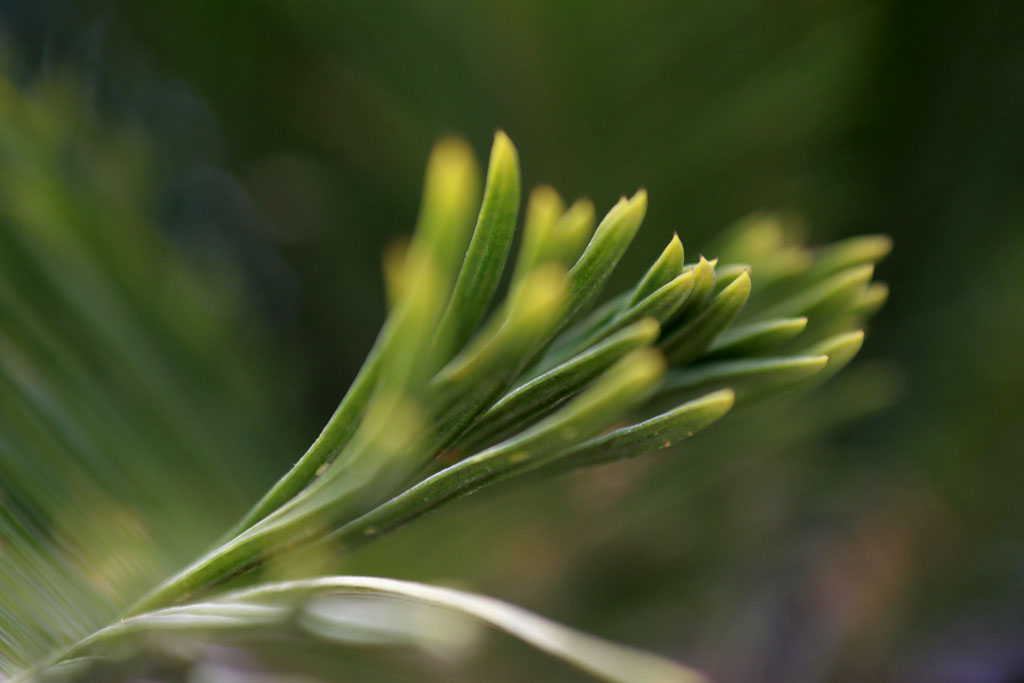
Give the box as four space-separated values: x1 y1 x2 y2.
805 234 892 279
564 190 647 323
804 330 866 381
553 198 597 267
629 233 684 306
851 282 889 317
661 270 751 365
669 255 717 325
510 185 566 286
705 316 808 359
755 263 874 322
428 265 569 437
657 355 829 405
571 270 696 354
459 318 661 451
333 349 667 546
436 130 521 353
233 138 481 533
540 388 735 474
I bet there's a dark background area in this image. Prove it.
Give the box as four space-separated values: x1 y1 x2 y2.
1 1 1022 681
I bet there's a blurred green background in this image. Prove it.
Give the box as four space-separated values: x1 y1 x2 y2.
1 0 1022 681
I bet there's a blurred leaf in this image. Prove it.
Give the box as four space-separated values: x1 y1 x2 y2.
55 577 707 683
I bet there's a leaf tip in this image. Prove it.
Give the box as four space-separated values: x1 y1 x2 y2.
623 346 667 385
666 232 684 263
634 316 663 342
528 184 564 213
722 268 752 299
701 387 736 417
489 129 521 179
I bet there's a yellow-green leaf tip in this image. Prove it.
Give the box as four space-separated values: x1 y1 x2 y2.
424 137 479 210
695 387 736 418
513 263 569 322
722 268 751 299
668 232 683 256
632 317 663 343
528 184 564 216
628 187 648 212
621 347 666 385
818 330 866 364
860 234 894 261
490 129 520 176
564 197 595 224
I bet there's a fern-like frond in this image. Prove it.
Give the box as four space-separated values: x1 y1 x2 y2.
0 72 889 680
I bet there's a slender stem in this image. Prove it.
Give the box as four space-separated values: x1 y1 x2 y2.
127 451 398 615
222 345 381 539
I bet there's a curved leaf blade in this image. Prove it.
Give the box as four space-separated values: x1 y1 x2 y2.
52 578 706 683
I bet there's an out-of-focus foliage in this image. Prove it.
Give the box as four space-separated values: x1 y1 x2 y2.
0 66 300 673
0 0 1022 681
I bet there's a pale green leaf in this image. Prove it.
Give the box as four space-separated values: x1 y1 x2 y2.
45 578 706 683
511 185 566 286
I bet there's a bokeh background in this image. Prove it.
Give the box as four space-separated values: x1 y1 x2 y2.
1 1 1022 681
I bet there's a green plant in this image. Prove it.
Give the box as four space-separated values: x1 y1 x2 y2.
0 74 889 681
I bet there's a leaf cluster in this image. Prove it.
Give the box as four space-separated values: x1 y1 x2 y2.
0 101 888 681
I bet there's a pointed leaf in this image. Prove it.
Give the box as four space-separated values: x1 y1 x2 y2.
705 317 808 359
429 265 568 428
564 189 647 323
459 318 661 451
553 198 596 267
851 282 889 317
607 272 697 339
711 263 750 295
756 264 874 321
661 270 751 365
667 255 716 326
543 389 735 474
806 234 892 279
629 234 684 306
409 137 483 287
436 131 521 353
568 270 697 357
656 354 828 405
511 185 565 286
233 139 480 532
804 330 865 381
334 349 666 547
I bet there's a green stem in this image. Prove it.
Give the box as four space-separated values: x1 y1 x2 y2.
128 449 403 615
222 346 381 539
